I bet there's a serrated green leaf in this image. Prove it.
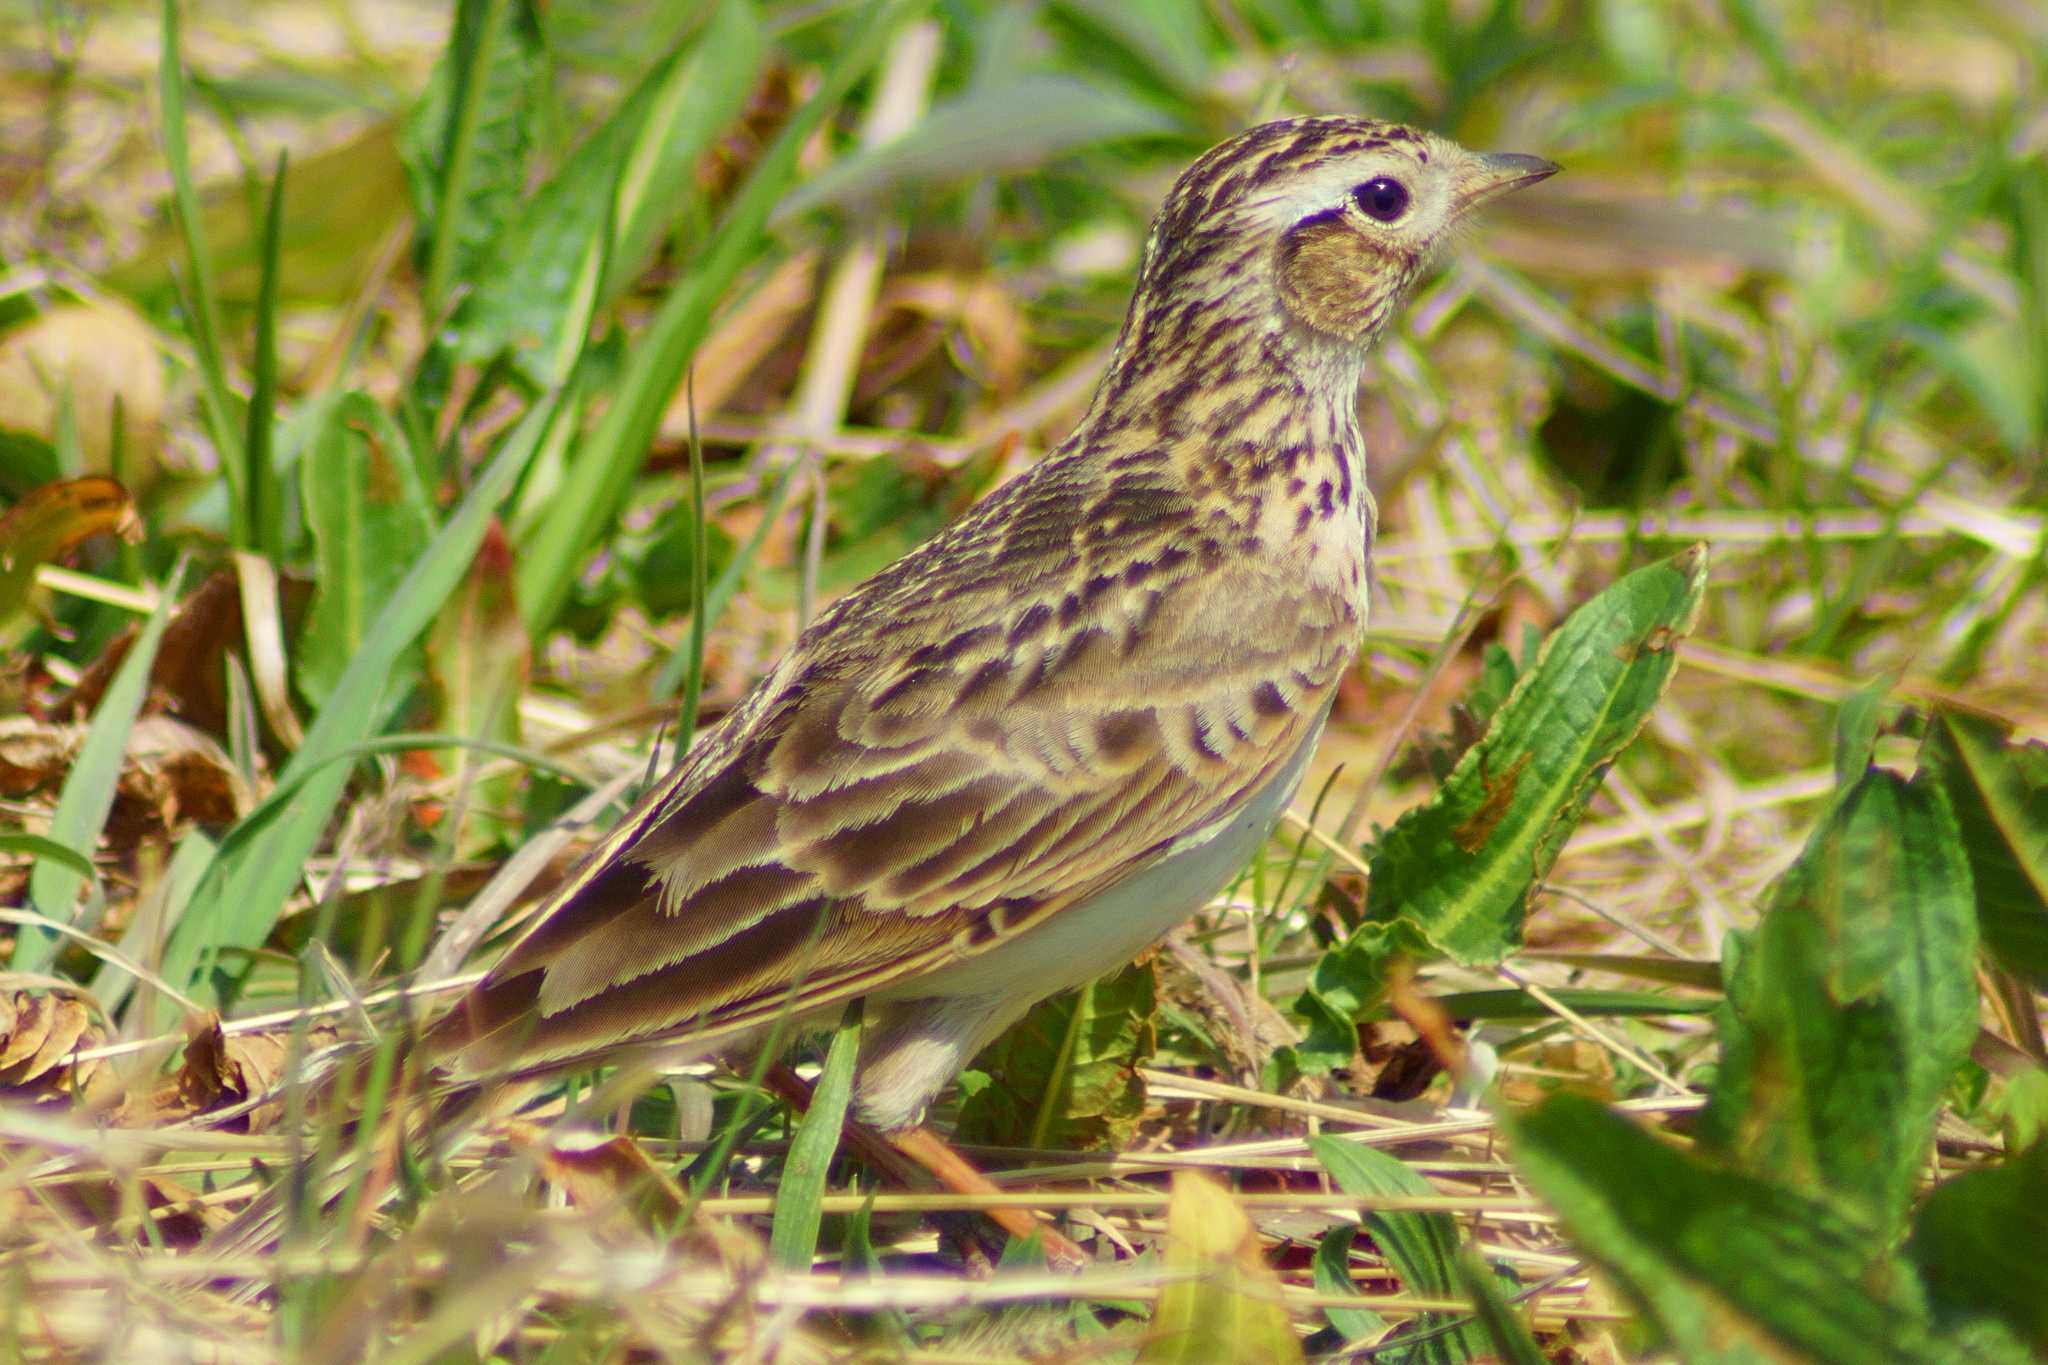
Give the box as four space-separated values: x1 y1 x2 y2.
1698 765 1979 1239
297 397 435 708
1310 1136 1490 1364
1921 707 2048 985
1507 1093 1980 1364
445 0 765 382
956 962 1156 1151
404 0 547 314
1286 547 1706 1065
1367 544 1707 963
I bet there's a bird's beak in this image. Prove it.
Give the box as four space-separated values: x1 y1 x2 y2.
1455 151 1561 213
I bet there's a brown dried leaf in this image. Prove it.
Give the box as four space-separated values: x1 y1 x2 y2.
0 988 109 1102
0 713 248 846
168 1012 339 1129
65 568 256 737
0 715 71 794
530 1127 693 1234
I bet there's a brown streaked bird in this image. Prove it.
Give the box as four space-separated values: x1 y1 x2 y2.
439 116 1558 1131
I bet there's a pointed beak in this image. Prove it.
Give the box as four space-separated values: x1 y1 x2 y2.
1455 151 1560 213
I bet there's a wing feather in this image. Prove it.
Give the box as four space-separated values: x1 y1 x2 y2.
443 489 1360 1076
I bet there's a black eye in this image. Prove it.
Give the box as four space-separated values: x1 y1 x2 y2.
1352 176 1410 222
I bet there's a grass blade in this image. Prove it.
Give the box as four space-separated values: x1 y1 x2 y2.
517 0 912 632
158 391 571 1016
769 1000 862 1271
242 150 286 560
1310 1135 1493 1364
18 559 184 970
157 0 244 545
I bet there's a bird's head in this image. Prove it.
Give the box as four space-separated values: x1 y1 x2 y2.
1124 117 1558 359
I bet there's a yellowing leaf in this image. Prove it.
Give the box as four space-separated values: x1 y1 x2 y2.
1139 1171 1303 1364
0 476 140 624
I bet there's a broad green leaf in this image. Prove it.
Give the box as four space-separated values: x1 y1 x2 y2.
17 560 181 970
159 390 570 1015
403 0 547 315
1138 1171 1303 1365
1310 1136 1492 1364
956 962 1157 1151
776 73 1176 218
446 0 764 383
1921 707 2048 985
1508 1093 1980 1364
1288 546 1707 1068
1287 916 1432 1075
1698 765 1979 1239
517 0 910 632
296 397 435 708
1907 1141 2048 1354
770 1001 861 1271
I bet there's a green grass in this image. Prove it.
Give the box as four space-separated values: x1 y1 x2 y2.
0 0 2044 1359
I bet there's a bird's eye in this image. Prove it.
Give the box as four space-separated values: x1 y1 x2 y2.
1352 177 1410 222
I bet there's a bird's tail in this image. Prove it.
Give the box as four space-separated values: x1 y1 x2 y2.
198 1028 539 1273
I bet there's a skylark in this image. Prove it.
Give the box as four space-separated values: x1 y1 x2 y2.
438 116 1558 1131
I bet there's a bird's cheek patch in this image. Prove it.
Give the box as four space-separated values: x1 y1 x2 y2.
1275 217 1412 342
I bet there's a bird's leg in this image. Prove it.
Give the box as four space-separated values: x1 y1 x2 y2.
763 1063 1089 1270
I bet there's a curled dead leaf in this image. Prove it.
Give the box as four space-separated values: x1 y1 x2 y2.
0 713 249 843
171 1012 340 1130
0 987 112 1104
0 476 142 625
